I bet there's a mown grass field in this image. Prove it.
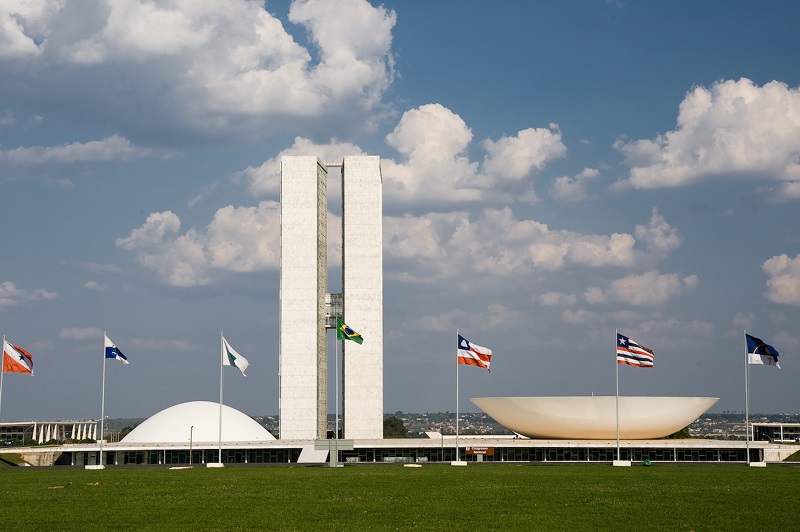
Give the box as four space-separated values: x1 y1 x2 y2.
2 463 797 531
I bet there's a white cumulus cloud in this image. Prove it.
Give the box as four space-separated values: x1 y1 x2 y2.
551 167 599 203
0 134 150 165
123 199 672 288
405 309 467 334
584 270 699 307
482 124 567 180
539 292 577 307
0 0 63 58
116 202 281 287
382 104 566 207
562 308 591 324
384 207 638 282
0 0 397 140
762 253 800 305
84 281 104 291
240 104 567 207
615 79 800 194
0 281 57 309
634 207 682 257
241 136 364 198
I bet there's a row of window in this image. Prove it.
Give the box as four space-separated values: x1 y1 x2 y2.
344 447 750 463
754 426 800 442
56 446 755 466
120 449 302 465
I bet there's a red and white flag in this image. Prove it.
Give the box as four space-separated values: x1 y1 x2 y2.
458 334 492 372
616 333 654 368
3 340 34 375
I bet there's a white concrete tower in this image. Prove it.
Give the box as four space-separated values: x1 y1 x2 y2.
279 156 328 440
341 156 383 439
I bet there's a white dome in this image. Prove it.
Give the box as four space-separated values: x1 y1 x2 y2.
121 401 275 443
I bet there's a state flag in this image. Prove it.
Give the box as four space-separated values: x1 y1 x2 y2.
222 336 250 376
616 333 654 368
457 334 492 372
3 340 34 375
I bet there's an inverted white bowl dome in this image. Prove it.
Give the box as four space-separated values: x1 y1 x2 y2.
471 396 718 440
121 401 275 443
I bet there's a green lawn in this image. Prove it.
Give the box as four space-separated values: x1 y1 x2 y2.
0 453 27 466
2 464 796 531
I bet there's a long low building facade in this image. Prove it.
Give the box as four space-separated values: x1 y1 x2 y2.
1 420 97 445
8 435 797 467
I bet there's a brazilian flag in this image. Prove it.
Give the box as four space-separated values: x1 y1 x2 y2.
336 318 363 344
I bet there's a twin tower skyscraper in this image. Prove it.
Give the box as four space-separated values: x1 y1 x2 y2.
279 156 383 440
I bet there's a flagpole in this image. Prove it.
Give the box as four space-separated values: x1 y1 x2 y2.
0 335 6 422
100 331 107 468
455 328 460 463
326 328 344 467
335 329 340 465
218 331 224 466
615 329 620 462
744 329 750 465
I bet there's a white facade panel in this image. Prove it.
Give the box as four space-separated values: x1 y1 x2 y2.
342 156 384 439
279 156 327 440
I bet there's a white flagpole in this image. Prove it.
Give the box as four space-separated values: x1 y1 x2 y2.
218 331 224 465
615 329 620 462
335 330 340 457
455 329 460 463
0 335 6 422
744 329 750 465
329 328 340 468
100 331 107 467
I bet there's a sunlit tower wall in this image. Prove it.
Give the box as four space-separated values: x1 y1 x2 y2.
279 156 328 440
341 156 384 439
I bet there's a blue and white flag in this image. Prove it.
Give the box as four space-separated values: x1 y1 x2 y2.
746 334 780 369
104 334 129 365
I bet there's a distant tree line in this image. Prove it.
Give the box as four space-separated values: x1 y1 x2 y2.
383 416 407 438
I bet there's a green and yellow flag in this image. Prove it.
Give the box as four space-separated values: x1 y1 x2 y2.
336 318 363 344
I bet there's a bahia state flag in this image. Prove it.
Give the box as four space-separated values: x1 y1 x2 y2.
222 335 250 376
616 333 654 368
336 318 363 344
3 340 34 375
746 334 781 369
104 334 129 364
457 334 492 372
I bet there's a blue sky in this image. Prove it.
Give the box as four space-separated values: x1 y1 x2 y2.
1 0 799 423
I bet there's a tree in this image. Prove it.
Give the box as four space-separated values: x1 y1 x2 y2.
667 426 691 439
383 416 407 438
